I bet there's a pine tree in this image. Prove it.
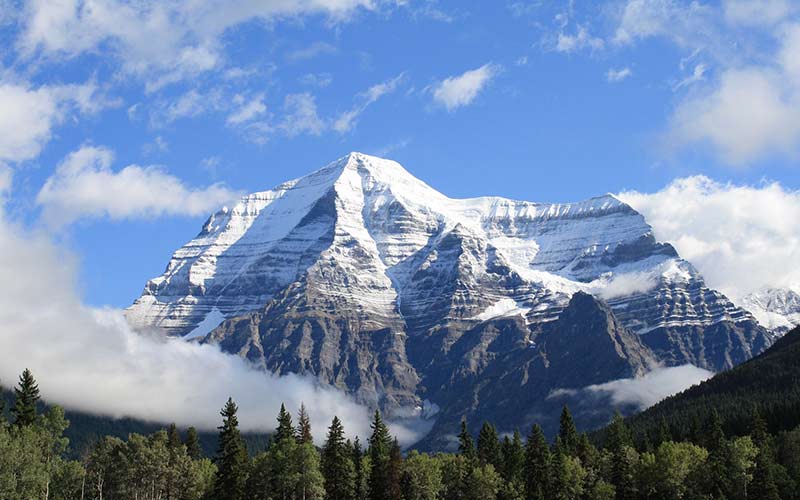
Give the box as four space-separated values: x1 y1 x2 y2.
458 418 476 464
275 403 296 444
477 422 502 469
322 416 356 500
524 424 550 500
368 410 393 500
297 403 313 445
12 368 40 427
558 405 579 457
213 398 249 500
386 438 404 500
185 426 203 459
167 423 182 450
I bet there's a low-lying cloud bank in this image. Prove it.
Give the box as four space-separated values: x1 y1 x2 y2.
0 195 425 445
585 365 714 410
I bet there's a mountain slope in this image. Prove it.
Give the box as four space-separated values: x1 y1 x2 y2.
623 325 800 442
126 152 770 444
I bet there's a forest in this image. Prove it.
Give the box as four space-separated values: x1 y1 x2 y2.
2 367 800 500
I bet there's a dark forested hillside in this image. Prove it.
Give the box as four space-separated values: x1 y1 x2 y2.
621 326 800 445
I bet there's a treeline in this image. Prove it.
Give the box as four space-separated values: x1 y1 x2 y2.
3 368 800 500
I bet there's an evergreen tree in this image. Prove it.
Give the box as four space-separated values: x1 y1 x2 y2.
12 368 40 427
185 426 203 459
368 410 393 500
322 416 356 500
386 438 404 500
275 403 296 444
352 436 366 500
297 403 313 445
167 423 182 449
294 440 325 500
749 447 780 500
458 418 476 463
477 422 502 469
500 430 524 485
524 424 550 500
604 412 633 454
610 444 638 500
558 406 579 457
213 398 249 500
703 409 732 499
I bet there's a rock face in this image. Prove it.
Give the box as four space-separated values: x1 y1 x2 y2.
126 152 771 444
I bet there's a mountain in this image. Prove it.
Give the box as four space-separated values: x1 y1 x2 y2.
126 152 770 446
620 325 800 443
742 287 800 336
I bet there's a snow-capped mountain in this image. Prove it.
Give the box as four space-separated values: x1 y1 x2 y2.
742 287 800 335
126 152 770 445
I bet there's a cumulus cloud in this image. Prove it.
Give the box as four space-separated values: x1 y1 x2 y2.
586 365 713 409
0 200 425 445
606 67 633 83
612 0 717 48
36 145 241 226
15 0 377 87
0 81 113 163
594 271 659 300
432 63 500 111
619 176 800 302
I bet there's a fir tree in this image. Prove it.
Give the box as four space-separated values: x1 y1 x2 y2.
368 410 393 500
501 430 525 485
213 398 249 500
275 403 296 444
352 436 365 500
386 438 404 500
458 418 476 464
477 421 502 469
524 424 550 500
297 403 313 445
185 426 203 459
558 405 579 457
12 368 40 427
322 416 356 500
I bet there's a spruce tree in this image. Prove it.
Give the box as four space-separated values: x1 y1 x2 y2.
185 426 203 459
477 421 502 469
749 447 780 500
213 398 249 500
604 412 633 454
352 436 365 500
275 403 296 444
703 409 731 499
558 405 579 457
322 416 356 500
297 403 313 445
501 430 525 485
524 424 550 500
386 438 404 500
167 423 182 449
368 410 393 500
458 418 476 464
12 368 40 427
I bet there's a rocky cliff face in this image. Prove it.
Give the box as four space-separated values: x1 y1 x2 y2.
126 152 771 444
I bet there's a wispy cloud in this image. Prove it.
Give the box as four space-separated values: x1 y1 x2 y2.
334 73 406 132
286 41 338 61
606 67 633 83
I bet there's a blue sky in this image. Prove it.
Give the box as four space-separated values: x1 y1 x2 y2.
1 0 799 308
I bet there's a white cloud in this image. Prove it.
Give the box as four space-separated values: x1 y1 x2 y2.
612 0 716 48
673 62 707 90
0 81 112 163
594 271 659 300
299 72 333 88
286 41 337 61
334 73 405 132
279 93 327 138
556 26 604 53
432 63 500 111
36 145 241 226
668 67 800 164
723 0 794 27
586 365 713 409
15 0 378 87
606 67 633 82
226 94 267 125
619 176 800 302
0 198 425 445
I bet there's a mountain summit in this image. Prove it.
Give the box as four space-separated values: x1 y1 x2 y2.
126 153 770 445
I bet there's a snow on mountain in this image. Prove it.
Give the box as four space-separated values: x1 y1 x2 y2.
128 152 753 341
742 287 800 335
